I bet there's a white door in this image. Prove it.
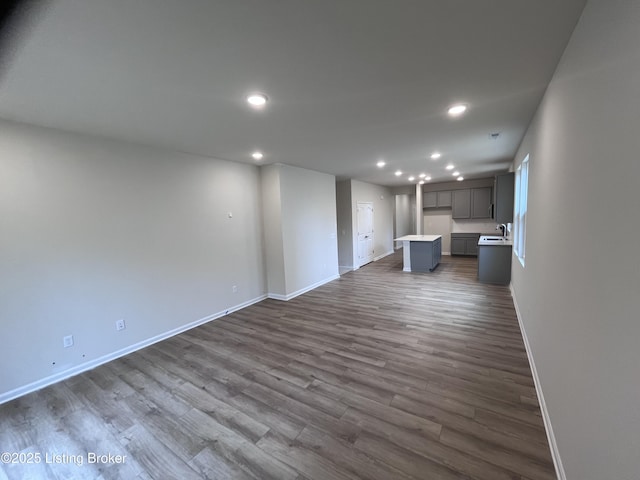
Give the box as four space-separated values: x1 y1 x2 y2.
356 202 374 267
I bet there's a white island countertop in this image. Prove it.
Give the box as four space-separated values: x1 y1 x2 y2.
394 235 442 242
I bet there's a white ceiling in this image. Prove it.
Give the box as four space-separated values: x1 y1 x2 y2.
0 0 586 186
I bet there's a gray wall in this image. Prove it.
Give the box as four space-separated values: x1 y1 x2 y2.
394 194 413 248
350 180 395 264
261 164 339 299
335 179 394 270
261 165 286 296
511 1 640 478
279 165 339 297
336 180 354 268
0 120 266 400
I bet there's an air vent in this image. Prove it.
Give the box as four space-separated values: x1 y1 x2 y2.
489 132 500 140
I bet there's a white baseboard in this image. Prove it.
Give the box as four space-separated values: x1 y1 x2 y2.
0 294 267 405
510 284 565 480
268 274 340 302
374 250 394 262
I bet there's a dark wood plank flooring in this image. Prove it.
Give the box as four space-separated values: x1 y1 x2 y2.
0 252 556 479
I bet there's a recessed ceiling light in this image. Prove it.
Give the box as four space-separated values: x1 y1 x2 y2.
446 164 455 170
377 160 386 168
448 104 467 116
252 151 263 160
408 176 415 181
430 152 441 159
452 171 460 176
419 173 426 178
395 170 402 176
457 176 464 181
425 176 431 181
247 93 268 108
418 180 425 185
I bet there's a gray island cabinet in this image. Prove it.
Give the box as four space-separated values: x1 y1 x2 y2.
394 235 442 272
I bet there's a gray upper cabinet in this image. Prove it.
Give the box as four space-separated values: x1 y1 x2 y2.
423 191 438 208
423 190 452 208
452 187 492 219
471 187 492 219
437 191 452 207
452 190 471 218
494 172 515 223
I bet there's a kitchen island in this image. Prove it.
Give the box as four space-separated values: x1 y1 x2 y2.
394 235 442 272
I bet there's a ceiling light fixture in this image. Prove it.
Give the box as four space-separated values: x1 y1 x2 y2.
446 164 455 170
377 160 386 168
419 173 426 178
452 171 460 176
419 180 425 185
408 176 415 181
430 152 441 159
247 93 268 108
252 151 263 160
457 176 464 181
448 104 467 116
395 170 402 176
425 176 431 181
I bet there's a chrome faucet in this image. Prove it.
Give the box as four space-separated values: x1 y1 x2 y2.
499 224 507 237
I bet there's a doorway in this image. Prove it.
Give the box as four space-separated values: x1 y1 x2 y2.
356 202 374 267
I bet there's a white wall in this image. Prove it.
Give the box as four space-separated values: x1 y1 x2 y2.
423 211 453 254
261 164 339 299
336 180 354 269
350 180 394 263
0 120 266 401
510 1 640 478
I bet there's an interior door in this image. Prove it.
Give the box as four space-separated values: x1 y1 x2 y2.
356 202 374 267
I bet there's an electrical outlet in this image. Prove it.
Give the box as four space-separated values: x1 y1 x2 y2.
116 319 126 331
63 335 74 348
232 285 238 293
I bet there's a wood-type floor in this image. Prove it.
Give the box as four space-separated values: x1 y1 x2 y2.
0 252 556 480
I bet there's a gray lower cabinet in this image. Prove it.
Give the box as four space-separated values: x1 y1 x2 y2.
409 238 441 272
478 245 512 285
451 233 480 256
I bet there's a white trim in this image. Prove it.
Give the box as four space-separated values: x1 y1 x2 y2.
373 250 394 262
0 294 267 405
267 274 340 302
510 284 565 480
338 266 354 275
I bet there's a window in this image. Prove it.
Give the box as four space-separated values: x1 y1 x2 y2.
514 154 529 266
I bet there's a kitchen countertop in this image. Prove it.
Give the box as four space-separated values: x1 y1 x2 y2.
394 235 442 242
478 235 513 246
